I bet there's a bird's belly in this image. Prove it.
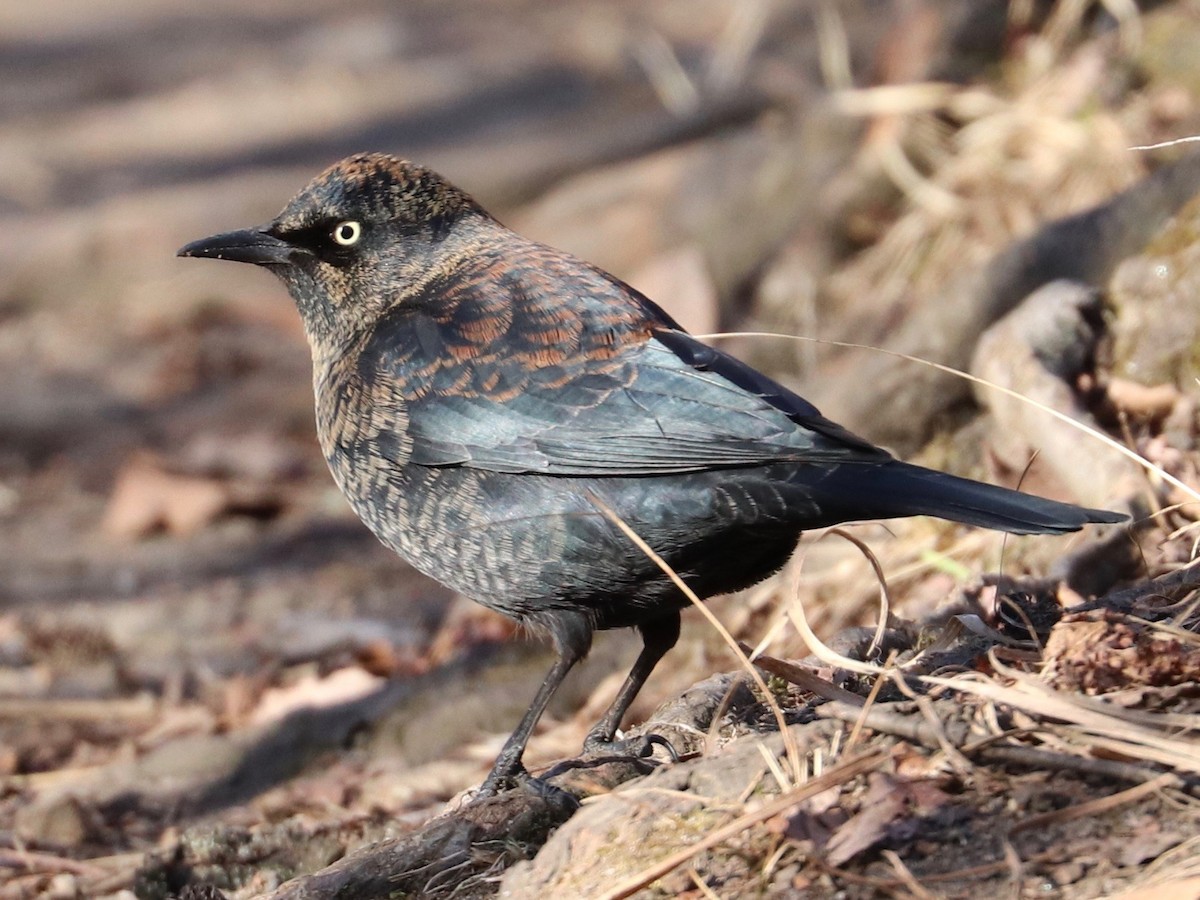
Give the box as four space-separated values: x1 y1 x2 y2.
324 453 806 631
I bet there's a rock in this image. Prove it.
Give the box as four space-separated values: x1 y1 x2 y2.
500 719 849 896
970 279 1141 508
811 138 1200 456
1109 191 1200 386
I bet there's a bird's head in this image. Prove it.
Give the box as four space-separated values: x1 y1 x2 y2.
178 153 490 356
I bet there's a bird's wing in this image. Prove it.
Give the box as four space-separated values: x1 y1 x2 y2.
358 247 892 476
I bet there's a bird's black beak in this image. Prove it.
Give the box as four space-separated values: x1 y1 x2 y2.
177 227 296 266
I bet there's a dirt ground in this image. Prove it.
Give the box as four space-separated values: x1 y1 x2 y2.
1 2 1199 898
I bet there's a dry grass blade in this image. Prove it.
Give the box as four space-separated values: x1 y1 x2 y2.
593 750 887 900
876 134 963 217
784 582 885 677
1131 134 1200 152
633 30 699 116
826 527 892 659
757 739 794 792
814 0 852 91
586 493 802 781
687 867 722 900
882 849 937 900
1126 835 1200 896
989 649 1200 730
817 699 1177 785
705 0 769 93
844 664 888 751
890 669 974 773
995 595 1045 653
830 82 958 117
783 528 898 677
1141 613 1200 646
920 665 1200 776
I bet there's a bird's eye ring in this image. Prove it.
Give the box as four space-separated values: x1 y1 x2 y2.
332 221 362 246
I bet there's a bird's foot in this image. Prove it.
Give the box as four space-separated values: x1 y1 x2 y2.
474 765 579 812
581 730 680 767
475 766 527 799
534 732 679 783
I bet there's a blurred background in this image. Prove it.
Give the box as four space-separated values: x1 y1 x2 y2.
2 0 1199 893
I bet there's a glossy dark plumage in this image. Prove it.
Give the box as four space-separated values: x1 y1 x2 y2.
179 152 1125 791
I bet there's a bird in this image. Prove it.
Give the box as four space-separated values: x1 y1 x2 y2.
179 152 1125 794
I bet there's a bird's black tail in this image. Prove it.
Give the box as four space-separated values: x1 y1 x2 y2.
807 460 1126 535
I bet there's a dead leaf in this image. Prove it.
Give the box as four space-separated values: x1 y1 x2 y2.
101 451 284 538
825 772 953 866
102 452 231 538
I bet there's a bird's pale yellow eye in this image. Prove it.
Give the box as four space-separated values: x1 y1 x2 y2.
332 220 362 246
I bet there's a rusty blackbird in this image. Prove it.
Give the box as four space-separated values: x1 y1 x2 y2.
179 153 1125 793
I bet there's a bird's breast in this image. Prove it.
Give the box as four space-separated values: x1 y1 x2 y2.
313 354 415 518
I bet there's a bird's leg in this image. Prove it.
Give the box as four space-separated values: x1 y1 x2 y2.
583 611 681 761
477 612 591 798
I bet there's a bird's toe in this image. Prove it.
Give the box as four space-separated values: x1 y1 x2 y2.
582 730 680 765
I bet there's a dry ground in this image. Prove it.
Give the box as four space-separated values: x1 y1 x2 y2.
2 2 1199 898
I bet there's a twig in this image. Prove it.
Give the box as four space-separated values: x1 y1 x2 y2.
817 849 1060 888
987 741 1186 787
816 700 1187 788
0 850 108 877
819 700 972 746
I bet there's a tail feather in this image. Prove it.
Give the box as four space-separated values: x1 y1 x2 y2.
811 461 1126 535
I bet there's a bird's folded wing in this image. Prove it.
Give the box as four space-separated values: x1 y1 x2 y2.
349 243 892 477
396 330 891 476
